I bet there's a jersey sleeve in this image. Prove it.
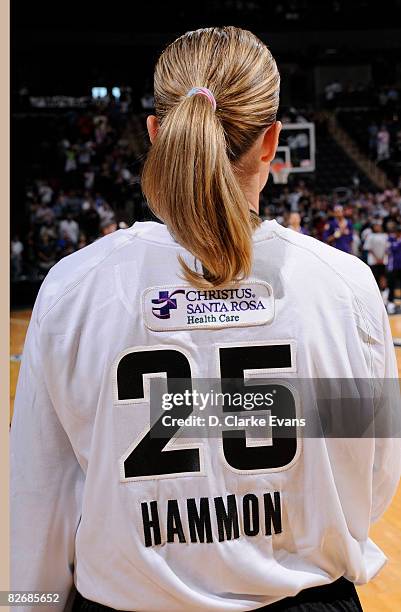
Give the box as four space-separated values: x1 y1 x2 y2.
10 290 84 612
370 294 401 523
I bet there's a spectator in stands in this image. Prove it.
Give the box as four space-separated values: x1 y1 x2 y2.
52 191 68 218
97 200 115 226
323 205 353 253
36 234 56 274
324 80 342 108
286 211 308 234
100 218 118 236
64 189 83 216
352 173 360 190
287 184 306 211
34 201 55 226
80 200 100 242
394 188 401 209
64 144 78 173
78 232 88 250
352 231 361 258
377 124 390 162
11 235 24 280
39 218 58 243
382 205 401 233
288 131 309 165
55 231 76 260
38 181 53 205
59 212 80 245
363 221 388 290
77 140 94 167
84 167 95 190
94 115 108 145
386 224 401 313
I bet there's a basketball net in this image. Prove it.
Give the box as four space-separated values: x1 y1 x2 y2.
271 161 292 184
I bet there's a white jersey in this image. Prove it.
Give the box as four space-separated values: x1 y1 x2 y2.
11 219 401 612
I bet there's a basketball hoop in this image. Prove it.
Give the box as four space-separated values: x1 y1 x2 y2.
271 161 292 184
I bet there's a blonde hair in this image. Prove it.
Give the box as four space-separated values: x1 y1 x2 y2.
141 26 280 288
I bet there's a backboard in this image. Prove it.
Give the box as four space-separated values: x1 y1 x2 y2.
271 122 316 184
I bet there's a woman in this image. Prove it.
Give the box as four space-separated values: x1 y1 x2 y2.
11 27 400 612
363 221 388 290
286 211 309 235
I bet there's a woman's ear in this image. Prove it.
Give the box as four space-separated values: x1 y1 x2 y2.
146 115 159 144
261 121 282 163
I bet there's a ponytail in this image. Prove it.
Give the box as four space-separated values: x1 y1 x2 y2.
141 26 280 288
141 94 256 288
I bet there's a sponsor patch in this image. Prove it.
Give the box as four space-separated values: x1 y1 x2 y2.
142 281 274 331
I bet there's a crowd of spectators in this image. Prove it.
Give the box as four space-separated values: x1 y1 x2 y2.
11 98 145 282
10 184 125 282
325 81 401 186
11 95 401 313
363 88 401 167
262 180 401 312
12 166 401 313
324 81 400 111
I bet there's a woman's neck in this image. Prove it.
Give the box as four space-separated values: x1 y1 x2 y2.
239 173 260 214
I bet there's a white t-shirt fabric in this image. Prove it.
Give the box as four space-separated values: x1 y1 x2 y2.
11 220 401 612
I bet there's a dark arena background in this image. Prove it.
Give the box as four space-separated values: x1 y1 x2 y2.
10 2 401 609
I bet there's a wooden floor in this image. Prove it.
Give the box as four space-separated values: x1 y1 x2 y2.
9 310 401 610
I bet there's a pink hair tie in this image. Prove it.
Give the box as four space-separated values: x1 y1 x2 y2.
186 87 217 111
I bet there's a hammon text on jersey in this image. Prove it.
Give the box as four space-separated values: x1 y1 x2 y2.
141 491 282 547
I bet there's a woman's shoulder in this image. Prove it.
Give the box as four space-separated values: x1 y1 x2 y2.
34 229 136 324
262 219 379 309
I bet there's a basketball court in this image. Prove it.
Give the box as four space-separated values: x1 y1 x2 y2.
9 308 401 611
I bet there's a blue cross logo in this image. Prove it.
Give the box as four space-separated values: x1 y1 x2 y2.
151 289 185 319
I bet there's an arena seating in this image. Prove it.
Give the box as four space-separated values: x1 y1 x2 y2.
337 108 401 186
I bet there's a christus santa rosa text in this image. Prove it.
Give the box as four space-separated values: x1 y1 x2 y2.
141 491 282 547
186 288 266 324
143 282 275 330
